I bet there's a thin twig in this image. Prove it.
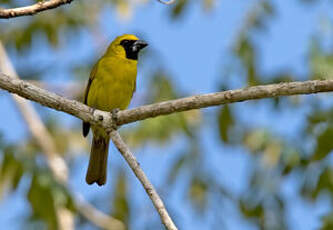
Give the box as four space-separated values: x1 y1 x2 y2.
0 72 333 128
0 0 73 19
110 130 177 230
75 194 125 230
157 0 176 5
0 43 125 230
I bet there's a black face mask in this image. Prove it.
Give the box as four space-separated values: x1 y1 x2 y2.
120 39 148 60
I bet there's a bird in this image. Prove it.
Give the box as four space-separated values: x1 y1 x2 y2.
82 34 148 186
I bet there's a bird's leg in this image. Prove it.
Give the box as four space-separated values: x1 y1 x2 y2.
110 108 120 130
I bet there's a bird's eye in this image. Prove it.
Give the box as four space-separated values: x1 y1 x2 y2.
120 40 130 46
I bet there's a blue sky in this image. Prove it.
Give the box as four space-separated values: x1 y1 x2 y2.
1 0 333 229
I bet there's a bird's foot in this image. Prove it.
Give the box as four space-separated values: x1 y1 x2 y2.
110 108 120 130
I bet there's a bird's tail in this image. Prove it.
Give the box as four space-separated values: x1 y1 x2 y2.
86 135 110 186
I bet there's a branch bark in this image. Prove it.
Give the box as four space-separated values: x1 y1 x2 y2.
0 0 73 18
0 44 125 230
0 72 333 127
110 130 177 230
157 0 176 5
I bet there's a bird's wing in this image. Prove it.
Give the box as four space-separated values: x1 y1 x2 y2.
84 63 98 105
82 63 98 137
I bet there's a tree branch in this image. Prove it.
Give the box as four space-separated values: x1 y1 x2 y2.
75 194 125 230
110 130 177 230
0 72 333 127
0 0 73 19
157 0 176 5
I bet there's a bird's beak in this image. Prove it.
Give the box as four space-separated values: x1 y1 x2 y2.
132 40 148 52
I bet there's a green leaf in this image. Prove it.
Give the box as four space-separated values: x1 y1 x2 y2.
112 172 129 226
311 167 333 199
217 105 234 143
239 200 264 219
312 126 333 161
0 147 25 195
188 177 207 212
27 173 58 230
321 212 333 230
171 0 188 19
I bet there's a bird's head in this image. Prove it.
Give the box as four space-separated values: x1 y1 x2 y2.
106 34 148 60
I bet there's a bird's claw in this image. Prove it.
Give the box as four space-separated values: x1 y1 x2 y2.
110 108 120 130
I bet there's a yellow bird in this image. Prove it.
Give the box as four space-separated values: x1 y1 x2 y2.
83 34 148 186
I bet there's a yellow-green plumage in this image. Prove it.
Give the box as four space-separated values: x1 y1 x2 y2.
87 55 137 111
83 34 147 186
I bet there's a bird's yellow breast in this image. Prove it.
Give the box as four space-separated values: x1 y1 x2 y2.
87 56 137 111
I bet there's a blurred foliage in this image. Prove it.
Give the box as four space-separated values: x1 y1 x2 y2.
0 146 25 196
28 172 75 230
1 0 333 230
321 212 333 230
111 171 129 226
170 0 188 19
188 176 208 211
217 105 234 143
2 5 91 51
124 73 201 147
0 134 75 230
